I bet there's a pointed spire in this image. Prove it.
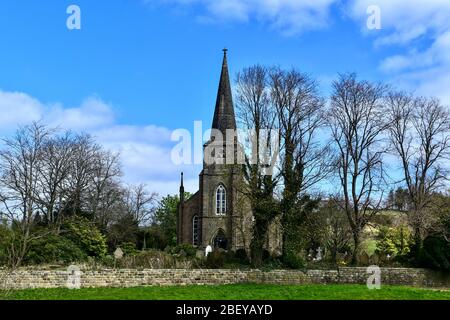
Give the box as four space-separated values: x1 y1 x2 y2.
211 48 236 135
179 172 185 202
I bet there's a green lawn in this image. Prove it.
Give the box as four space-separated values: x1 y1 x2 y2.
1 284 449 300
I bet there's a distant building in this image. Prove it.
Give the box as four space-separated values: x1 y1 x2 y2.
177 50 281 254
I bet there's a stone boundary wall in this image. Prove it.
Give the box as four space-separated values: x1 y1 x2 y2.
1 268 449 290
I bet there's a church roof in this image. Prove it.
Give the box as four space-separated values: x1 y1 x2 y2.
211 49 236 134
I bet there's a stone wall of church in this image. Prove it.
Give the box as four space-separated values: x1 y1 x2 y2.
1 268 449 289
178 192 201 245
200 166 239 249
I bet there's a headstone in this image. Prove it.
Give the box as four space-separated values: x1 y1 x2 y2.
316 247 322 261
66 265 81 289
114 247 124 260
205 245 212 257
196 250 204 259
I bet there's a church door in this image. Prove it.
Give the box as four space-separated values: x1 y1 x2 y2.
213 229 228 250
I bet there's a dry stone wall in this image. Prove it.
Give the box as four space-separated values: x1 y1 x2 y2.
0 268 448 290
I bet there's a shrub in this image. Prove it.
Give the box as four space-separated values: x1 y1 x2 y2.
260 258 284 271
117 249 194 269
0 222 12 265
62 217 107 257
25 234 87 265
205 250 225 268
234 249 249 263
137 227 166 251
107 215 139 251
97 255 115 268
358 252 370 266
118 241 138 256
376 225 412 258
419 235 450 271
283 251 305 269
171 243 197 258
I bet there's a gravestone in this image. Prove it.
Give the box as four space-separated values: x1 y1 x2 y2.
316 247 322 261
196 250 204 259
114 247 124 260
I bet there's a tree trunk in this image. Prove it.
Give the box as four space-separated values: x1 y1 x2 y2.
351 231 360 265
250 239 264 268
412 226 424 261
250 218 269 268
143 229 147 250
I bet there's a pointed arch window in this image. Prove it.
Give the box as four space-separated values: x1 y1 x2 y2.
216 185 226 215
192 215 200 246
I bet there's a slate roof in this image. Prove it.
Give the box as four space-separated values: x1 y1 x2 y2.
211 49 237 134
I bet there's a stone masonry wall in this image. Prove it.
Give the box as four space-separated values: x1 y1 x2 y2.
0 268 449 290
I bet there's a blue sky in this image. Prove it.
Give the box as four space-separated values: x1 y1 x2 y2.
1 0 449 196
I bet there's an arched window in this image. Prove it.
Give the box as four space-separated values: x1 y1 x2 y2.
192 215 199 246
216 185 226 215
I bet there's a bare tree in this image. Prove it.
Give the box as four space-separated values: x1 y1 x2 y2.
88 150 122 230
327 74 388 264
90 180 124 232
270 68 330 192
0 123 51 266
122 184 158 250
386 91 450 252
124 184 158 226
35 131 75 226
235 65 280 266
66 134 101 216
269 67 331 258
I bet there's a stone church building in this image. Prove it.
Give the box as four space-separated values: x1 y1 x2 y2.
177 50 281 254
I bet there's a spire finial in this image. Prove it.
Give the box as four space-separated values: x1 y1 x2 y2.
180 172 184 188
223 48 228 56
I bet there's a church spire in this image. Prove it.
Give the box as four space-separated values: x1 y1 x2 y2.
211 49 236 134
179 172 184 202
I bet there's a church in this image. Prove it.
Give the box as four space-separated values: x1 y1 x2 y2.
177 50 282 255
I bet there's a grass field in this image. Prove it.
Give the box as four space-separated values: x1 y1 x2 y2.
1 284 449 300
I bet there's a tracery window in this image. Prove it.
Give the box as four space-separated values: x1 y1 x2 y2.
192 215 200 246
216 185 226 215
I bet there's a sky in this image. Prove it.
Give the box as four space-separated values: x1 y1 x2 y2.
0 0 449 196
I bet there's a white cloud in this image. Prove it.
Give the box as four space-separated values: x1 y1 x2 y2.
0 91 43 129
379 54 415 72
348 0 450 105
139 178 198 199
97 125 201 196
0 92 114 132
46 97 115 130
0 89 199 197
349 0 450 40
379 30 450 73
150 0 338 35
97 128 200 183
